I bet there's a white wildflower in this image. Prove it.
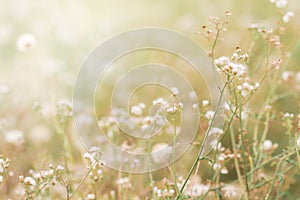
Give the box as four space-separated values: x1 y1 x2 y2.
215 56 230 66
171 87 179 95
151 143 173 163
222 184 241 199
138 102 145 109
110 190 116 196
297 137 300 147
262 140 273 151
153 98 168 106
189 91 197 101
131 105 143 116
202 99 209 107
16 33 36 51
178 102 183 109
167 106 176 114
191 184 210 197
224 102 233 111
56 165 64 171
231 63 247 76
24 177 36 186
116 177 131 188
205 110 215 120
213 163 221 171
209 127 224 135
218 155 225 161
192 104 198 111
56 99 73 118
221 167 229 174
4 130 24 146
144 116 152 124
275 0 287 8
283 112 294 118
283 11 294 23
86 193 96 200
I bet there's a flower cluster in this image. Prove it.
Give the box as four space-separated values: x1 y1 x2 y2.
4 129 25 146
270 0 287 9
0 155 10 184
214 49 248 78
153 186 175 199
151 143 173 163
19 164 65 199
83 146 104 183
55 99 73 124
197 11 231 41
221 184 242 199
237 80 260 97
210 146 232 175
116 177 132 188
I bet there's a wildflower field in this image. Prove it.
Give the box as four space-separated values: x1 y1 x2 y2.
1 0 300 199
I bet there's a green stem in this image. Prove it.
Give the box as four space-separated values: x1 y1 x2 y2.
173 116 180 195
176 81 228 200
229 126 244 189
238 103 250 200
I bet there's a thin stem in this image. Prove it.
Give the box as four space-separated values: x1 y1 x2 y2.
176 80 228 200
229 126 244 188
265 159 283 200
69 164 95 199
173 115 180 195
238 103 250 199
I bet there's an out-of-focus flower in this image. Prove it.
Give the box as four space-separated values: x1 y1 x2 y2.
202 99 209 107
209 127 224 135
270 0 288 8
191 183 210 197
282 71 293 81
131 105 143 116
189 91 197 101
86 193 96 200
205 110 215 120
23 177 36 186
171 87 179 95
262 139 278 151
213 163 221 171
282 11 294 23
275 0 287 8
151 143 172 163
153 97 169 107
116 177 131 188
263 140 273 151
16 33 36 51
4 130 24 146
222 184 241 199
55 99 73 124
237 81 259 97
0 85 10 95
221 167 229 174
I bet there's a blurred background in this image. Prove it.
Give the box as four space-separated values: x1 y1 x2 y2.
0 0 300 199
